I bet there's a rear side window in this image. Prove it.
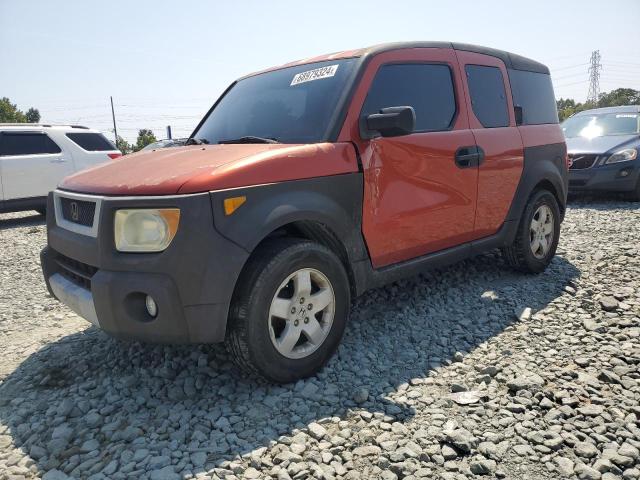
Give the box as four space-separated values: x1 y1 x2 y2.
66 132 116 151
509 70 559 125
465 65 510 128
362 64 457 132
0 132 62 156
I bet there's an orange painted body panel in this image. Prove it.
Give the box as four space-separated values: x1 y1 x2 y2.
60 143 359 195
454 50 525 238
358 131 478 266
340 48 479 267
518 123 565 148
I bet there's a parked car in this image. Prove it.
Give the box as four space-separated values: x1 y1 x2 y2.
41 42 567 382
0 124 121 214
562 106 640 200
141 138 188 151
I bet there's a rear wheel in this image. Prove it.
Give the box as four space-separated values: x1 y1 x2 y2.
502 190 560 273
225 239 350 383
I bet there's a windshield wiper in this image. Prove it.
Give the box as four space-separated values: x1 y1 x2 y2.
185 137 209 145
218 136 280 144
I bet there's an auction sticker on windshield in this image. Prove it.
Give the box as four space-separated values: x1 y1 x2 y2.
291 65 339 86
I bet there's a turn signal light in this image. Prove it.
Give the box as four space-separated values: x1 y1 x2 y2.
108 153 122 160
224 196 246 216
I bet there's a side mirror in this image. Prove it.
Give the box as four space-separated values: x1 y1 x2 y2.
365 106 416 138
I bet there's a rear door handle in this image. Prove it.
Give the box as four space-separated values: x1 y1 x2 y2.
455 146 484 168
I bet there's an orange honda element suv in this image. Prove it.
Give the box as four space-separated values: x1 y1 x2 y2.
41 42 567 382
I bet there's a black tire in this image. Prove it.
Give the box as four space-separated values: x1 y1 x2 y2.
225 238 351 383
502 190 561 273
35 207 46 216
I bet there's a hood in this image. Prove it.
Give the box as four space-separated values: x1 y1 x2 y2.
59 143 358 195
566 134 639 154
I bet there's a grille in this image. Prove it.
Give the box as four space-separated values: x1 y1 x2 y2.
568 154 598 170
60 197 96 227
55 254 98 290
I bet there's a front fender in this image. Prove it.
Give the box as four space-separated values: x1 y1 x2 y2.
209 173 368 263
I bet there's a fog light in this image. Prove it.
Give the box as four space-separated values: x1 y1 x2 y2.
620 170 630 177
145 295 158 318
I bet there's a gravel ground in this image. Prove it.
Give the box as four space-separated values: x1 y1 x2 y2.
0 199 639 480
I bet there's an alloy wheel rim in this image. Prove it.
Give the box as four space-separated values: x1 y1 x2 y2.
530 205 554 260
268 268 335 359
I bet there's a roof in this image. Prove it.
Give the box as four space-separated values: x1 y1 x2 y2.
0 124 94 131
573 105 640 116
247 41 549 78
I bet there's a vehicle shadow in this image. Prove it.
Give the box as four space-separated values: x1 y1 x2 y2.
0 212 46 231
0 251 579 478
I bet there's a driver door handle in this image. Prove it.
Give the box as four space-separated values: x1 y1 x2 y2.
455 146 484 168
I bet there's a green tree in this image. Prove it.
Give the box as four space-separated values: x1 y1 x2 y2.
597 88 640 108
115 135 132 155
557 88 640 122
134 129 157 151
25 107 40 123
0 97 26 122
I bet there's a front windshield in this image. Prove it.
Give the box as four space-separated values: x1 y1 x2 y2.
562 112 640 138
192 59 357 144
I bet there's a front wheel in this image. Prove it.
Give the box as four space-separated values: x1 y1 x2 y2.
502 190 561 273
225 239 350 383
626 178 640 202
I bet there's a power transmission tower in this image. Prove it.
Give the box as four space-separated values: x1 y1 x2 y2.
587 50 602 105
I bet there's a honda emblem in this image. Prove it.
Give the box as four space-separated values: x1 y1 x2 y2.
70 202 79 221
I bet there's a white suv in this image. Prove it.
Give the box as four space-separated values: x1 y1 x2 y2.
0 124 121 215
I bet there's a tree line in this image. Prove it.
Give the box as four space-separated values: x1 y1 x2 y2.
0 97 41 123
115 129 157 154
556 88 640 121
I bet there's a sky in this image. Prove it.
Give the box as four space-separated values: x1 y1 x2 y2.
1 0 639 143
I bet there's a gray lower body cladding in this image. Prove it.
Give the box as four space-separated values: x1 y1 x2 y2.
41 174 366 344
41 191 249 343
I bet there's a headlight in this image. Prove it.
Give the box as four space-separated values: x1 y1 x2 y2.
603 148 638 165
114 209 180 252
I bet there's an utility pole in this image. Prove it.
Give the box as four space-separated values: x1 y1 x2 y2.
110 96 118 144
166 125 172 140
587 51 602 105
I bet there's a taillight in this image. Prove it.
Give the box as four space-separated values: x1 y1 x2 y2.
108 153 122 160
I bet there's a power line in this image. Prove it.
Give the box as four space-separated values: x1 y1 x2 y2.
549 63 590 72
555 79 589 88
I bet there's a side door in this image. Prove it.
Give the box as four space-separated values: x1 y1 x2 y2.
0 131 74 200
343 48 478 268
455 51 525 238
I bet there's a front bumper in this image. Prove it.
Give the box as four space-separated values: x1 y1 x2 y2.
569 162 640 192
41 191 249 343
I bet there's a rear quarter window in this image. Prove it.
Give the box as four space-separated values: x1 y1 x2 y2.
509 69 559 125
0 132 62 156
66 132 116 151
465 65 510 128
